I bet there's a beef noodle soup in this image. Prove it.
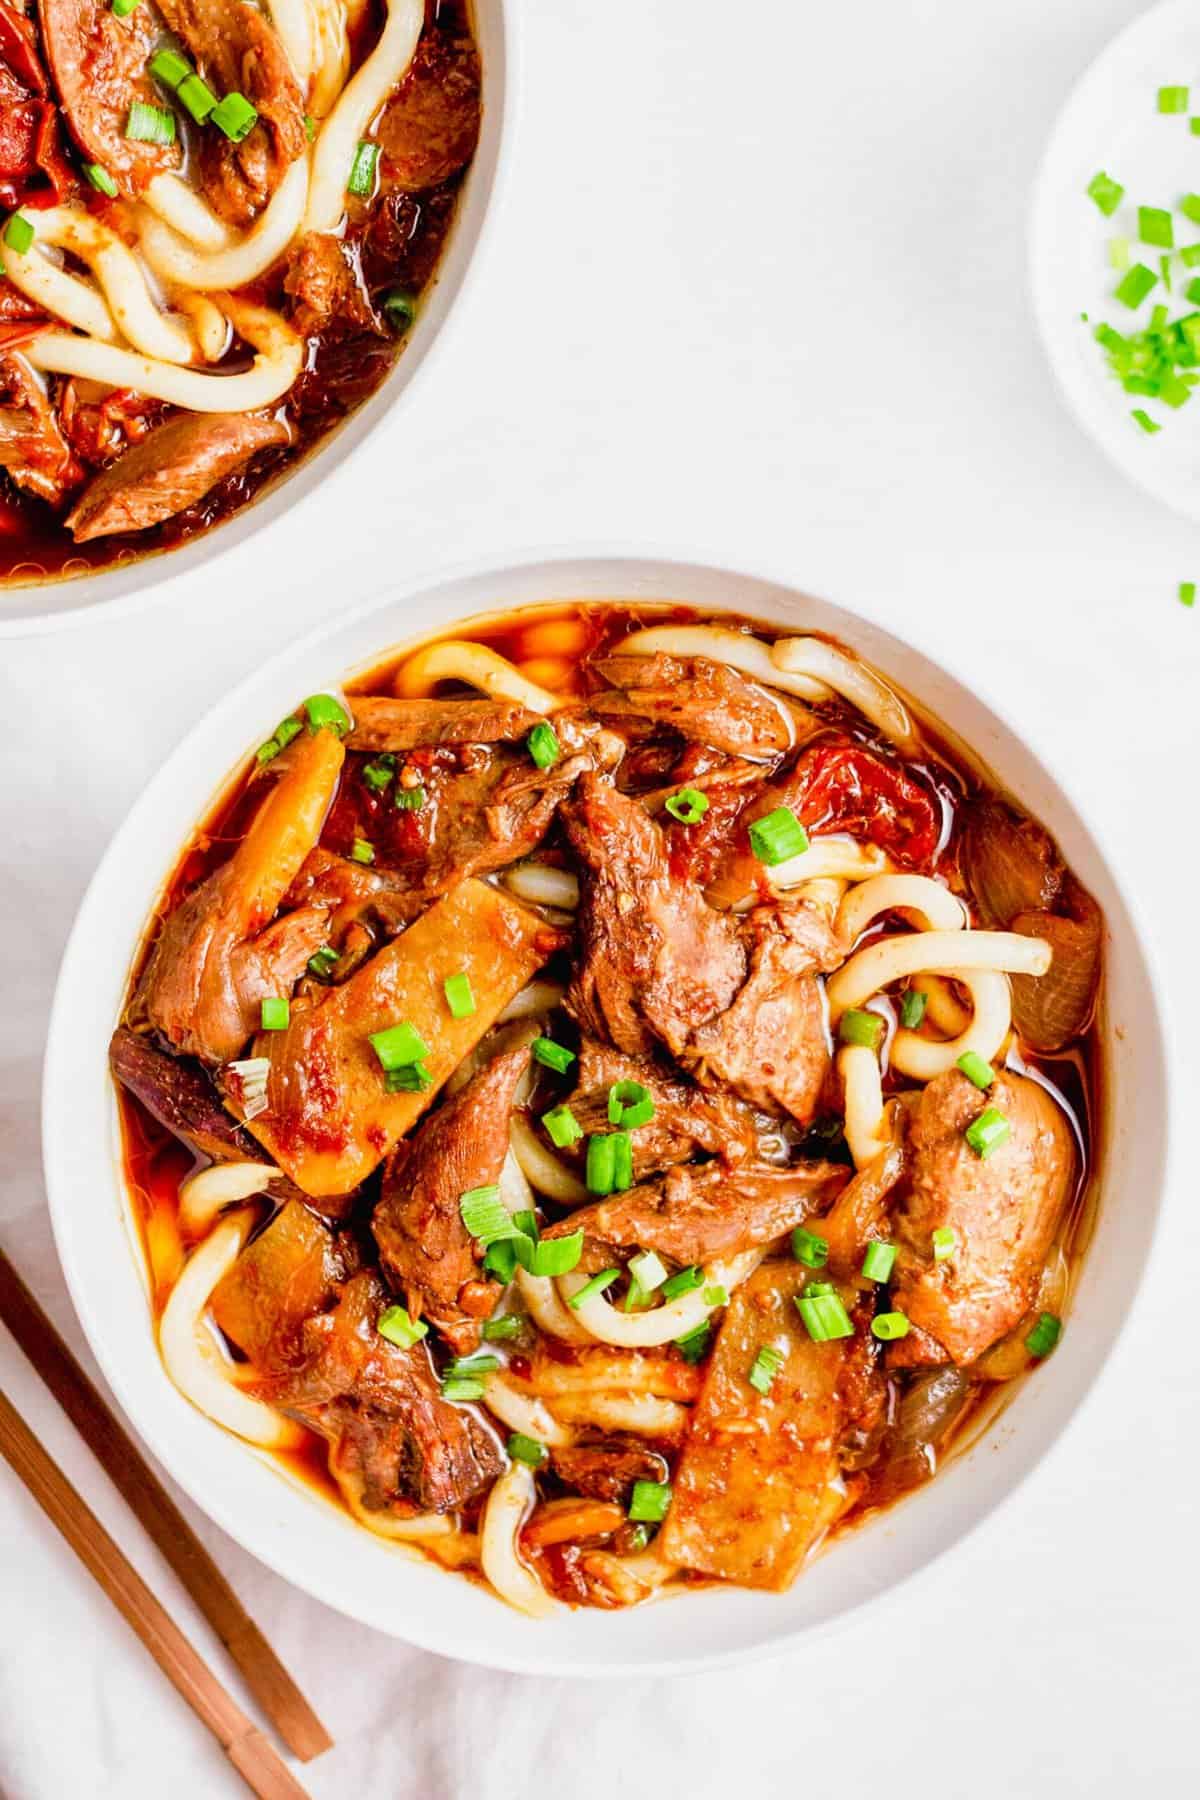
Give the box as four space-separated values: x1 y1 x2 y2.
0 0 480 582
111 604 1103 1614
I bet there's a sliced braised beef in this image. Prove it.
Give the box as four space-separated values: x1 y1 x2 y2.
567 1036 757 1177
588 653 812 761
684 896 839 1123
254 1270 504 1513
563 773 747 1058
346 695 543 752
0 348 81 505
1 1 75 206
110 1025 260 1166
543 1158 848 1268
131 729 343 1064
959 799 1101 1053
38 0 178 194
549 1439 669 1504
155 0 305 226
284 233 378 339
373 1042 532 1352
376 23 481 192
889 1069 1074 1367
64 412 292 542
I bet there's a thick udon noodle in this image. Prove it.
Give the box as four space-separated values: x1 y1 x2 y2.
147 617 1064 1613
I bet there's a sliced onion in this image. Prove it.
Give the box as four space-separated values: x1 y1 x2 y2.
501 863 580 910
508 1113 588 1206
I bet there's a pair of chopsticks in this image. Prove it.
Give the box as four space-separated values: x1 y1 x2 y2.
0 1249 332 1799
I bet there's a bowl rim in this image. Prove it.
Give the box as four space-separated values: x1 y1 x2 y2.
0 0 518 639
40 545 1174 1674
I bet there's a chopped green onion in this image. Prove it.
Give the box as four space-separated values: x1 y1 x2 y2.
1086 171 1124 216
481 1313 522 1341
512 1209 539 1241
702 1284 728 1307
1159 86 1189 113
1192 118 1200 137
304 693 350 735
568 1267 620 1310
443 972 475 1019
1182 245 1200 268
623 1274 651 1313
369 1020 430 1070
791 1226 829 1270
664 787 710 825
661 1265 703 1300
585 1133 615 1194
964 1106 1011 1159
349 837 374 863
531 1036 575 1073
674 1322 711 1363
956 1050 994 1089
381 288 417 334
458 1184 511 1242
524 1232 584 1278
377 1304 427 1349
526 722 561 769
796 1289 855 1343
899 988 927 1029
1115 263 1158 309
483 1239 518 1281
362 754 396 791
304 112 316 141
861 1241 897 1283
607 1080 655 1128
178 73 220 127
1139 206 1174 249
1180 581 1196 607
838 1008 884 1051
804 1282 835 1298
628 1479 672 1523
443 1352 500 1381
611 1129 633 1191
542 1104 583 1149
507 1432 546 1467
627 1249 668 1293
110 0 140 16
1186 278 1200 306
1182 194 1200 225
1162 253 1174 294
932 1227 956 1262
748 1344 785 1395
748 806 809 866
83 164 119 197
347 139 379 197
124 100 175 145
394 783 426 811
1132 407 1161 433
624 1524 650 1552
2 212 34 255
260 996 289 1032
210 90 259 143
871 1312 911 1341
149 47 191 88
440 1376 486 1402
307 945 338 980
384 1061 431 1092
256 715 302 764
1024 1311 1062 1358
1108 236 1131 271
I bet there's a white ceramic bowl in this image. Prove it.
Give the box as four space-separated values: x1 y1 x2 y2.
1031 0 1200 521
0 0 512 636
43 553 1169 1675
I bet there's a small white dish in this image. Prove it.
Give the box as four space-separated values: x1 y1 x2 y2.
42 551 1169 1675
1031 0 1200 520
0 0 513 637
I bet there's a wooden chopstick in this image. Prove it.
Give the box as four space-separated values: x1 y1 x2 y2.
0 1387 311 1800
0 1250 332 1762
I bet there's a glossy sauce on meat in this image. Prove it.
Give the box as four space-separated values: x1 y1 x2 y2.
113 602 1104 1598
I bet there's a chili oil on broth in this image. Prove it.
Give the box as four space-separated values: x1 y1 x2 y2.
111 600 1104 1609
0 0 481 586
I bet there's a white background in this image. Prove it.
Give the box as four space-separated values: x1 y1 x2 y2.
2 0 1198 1794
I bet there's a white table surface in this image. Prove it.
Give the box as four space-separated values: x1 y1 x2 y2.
2 1 1198 1793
